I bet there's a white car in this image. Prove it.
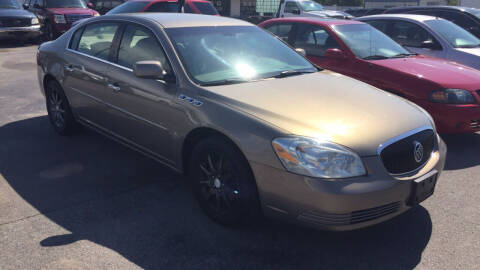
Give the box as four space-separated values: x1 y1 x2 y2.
359 14 480 70
277 0 353 19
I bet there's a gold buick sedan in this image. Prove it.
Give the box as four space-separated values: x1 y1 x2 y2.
36 13 446 230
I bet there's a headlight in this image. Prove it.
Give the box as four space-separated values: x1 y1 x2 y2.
272 137 366 179
54 14 66 24
93 13 100 17
31 17 39 25
430 89 476 104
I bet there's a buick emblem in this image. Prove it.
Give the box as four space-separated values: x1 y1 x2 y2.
413 141 424 163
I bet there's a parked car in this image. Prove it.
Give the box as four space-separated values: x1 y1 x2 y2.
106 0 218 15
276 0 353 19
260 18 480 133
358 14 480 71
345 8 386 17
23 0 99 40
0 0 41 41
88 0 126 15
37 13 445 230
384 6 480 39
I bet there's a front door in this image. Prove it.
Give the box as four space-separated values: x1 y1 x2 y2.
102 23 178 162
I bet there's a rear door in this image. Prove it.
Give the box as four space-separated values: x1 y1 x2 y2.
63 21 122 131
102 22 178 161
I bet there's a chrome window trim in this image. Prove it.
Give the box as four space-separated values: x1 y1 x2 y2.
65 18 179 83
376 125 434 156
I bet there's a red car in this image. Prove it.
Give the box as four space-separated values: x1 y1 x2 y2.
106 0 219 15
23 0 99 40
260 18 480 133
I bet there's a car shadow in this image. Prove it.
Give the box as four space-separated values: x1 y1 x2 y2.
441 132 480 170
0 116 432 269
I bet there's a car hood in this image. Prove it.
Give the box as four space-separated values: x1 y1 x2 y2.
46 8 95 15
204 71 431 156
369 56 480 90
456 47 480 56
0 8 35 18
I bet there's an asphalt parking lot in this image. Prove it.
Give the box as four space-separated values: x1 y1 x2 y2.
0 41 479 270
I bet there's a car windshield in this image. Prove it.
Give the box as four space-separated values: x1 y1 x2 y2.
46 0 86 8
193 2 218 15
0 0 21 9
298 1 323 12
467 8 480 19
106 1 148 14
425 19 480 48
333 24 411 59
165 26 317 85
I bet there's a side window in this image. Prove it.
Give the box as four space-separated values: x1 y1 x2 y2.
367 20 389 33
265 23 294 42
293 24 340 57
284 2 299 14
145 2 178 12
117 24 172 74
77 23 119 60
389 21 437 48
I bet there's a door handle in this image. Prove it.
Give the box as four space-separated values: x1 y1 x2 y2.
64 64 74 72
108 82 121 92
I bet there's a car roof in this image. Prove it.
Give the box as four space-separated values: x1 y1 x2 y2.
262 17 364 27
387 6 475 13
359 14 440 22
128 0 210 3
108 13 252 28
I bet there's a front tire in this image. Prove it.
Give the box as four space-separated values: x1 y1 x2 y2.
188 136 261 225
45 80 79 136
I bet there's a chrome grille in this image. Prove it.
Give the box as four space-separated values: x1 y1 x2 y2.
298 202 401 226
0 17 31 27
65 14 92 24
380 129 434 175
471 120 480 129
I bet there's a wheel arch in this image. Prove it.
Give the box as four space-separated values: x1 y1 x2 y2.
181 127 252 176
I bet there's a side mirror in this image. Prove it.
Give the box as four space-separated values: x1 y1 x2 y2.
325 48 347 60
87 2 94 8
292 10 300 15
295 48 306 57
33 3 42 9
133 61 174 82
421 40 441 50
22 4 28 9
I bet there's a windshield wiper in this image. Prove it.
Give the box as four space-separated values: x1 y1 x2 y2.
272 70 316 78
363 55 390 60
199 78 250 86
391 53 418 58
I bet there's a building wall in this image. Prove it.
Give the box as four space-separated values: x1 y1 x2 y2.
365 0 448 8
459 0 480 8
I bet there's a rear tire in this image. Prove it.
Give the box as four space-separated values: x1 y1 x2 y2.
45 80 79 136
188 136 261 225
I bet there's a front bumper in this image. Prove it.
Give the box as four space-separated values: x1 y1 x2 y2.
251 136 447 231
0 25 42 39
426 103 480 133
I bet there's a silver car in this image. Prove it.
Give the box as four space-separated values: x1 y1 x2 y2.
36 13 446 231
359 14 480 70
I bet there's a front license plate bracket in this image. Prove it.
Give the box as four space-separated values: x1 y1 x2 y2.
408 170 438 206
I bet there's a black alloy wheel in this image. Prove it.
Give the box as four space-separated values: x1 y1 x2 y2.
189 137 260 225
